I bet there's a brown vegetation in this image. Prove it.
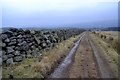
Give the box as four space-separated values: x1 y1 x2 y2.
2 34 82 78
90 32 118 77
93 31 120 54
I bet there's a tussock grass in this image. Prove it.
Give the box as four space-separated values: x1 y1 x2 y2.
90 33 118 77
2 34 81 78
93 31 120 54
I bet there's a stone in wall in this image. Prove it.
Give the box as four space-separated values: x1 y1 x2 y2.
1 28 85 66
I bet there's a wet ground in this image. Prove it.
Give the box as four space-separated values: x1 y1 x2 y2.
48 32 117 78
49 33 85 78
67 33 100 78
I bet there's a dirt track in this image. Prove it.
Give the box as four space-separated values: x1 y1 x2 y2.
48 32 117 78
67 32 100 78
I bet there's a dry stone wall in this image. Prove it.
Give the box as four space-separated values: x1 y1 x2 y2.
0 28 84 65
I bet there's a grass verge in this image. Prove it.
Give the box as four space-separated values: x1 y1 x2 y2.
90 33 118 77
93 31 120 54
2 34 82 78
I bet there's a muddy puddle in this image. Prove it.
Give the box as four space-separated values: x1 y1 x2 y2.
49 34 85 78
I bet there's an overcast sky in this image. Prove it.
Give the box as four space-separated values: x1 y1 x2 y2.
2 0 119 28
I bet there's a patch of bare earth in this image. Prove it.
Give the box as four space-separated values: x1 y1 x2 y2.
67 34 100 78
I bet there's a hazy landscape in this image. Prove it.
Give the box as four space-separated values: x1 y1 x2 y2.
1 0 119 79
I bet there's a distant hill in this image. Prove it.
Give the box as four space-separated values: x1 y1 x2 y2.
102 27 120 31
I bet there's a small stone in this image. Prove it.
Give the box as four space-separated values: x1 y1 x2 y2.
17 39 23 43
17 35 22 38
9 36 16 40
21 54 26 58
31 50 38 57
6 47 14 53
30 30 35 34
0 34 8 40
4 38 10 43
7 54 14 58
11 39 16 42
13 56 22 62
8 42 17 46
14 47 19 50
31 46 36 50
0 42 6 47
43 35 48 40
35 48 39 51
14 51 20 56
22 35 27 38
20 45 29 51
46 40 51 44
6 58 13 65
11 46 15 49
21 41 27 46
34 35 40 44
41 43 46 48
28 43 33 46
2 51 6 55
13 32 18 36
4 30 13 37
3 55 8 61
27 49 32 54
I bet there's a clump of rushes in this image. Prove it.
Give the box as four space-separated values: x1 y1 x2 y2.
109 37 114 41
92 31 96 34
103 35 106 39
100 34 104 39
